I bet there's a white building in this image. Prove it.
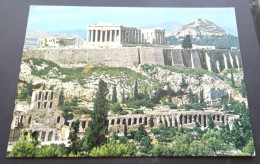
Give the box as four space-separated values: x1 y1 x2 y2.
85 23 165 48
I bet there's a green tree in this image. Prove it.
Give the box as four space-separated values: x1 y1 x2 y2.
133 79 138 100
239 78 247 98
182 35 192 49
187 88 194 104
189 140 214 156
207 115 215 129
231 69 235 88
121 89 126 104
151 144 173 156
9 133 38 157
202 130 229 155
42 83 46 90
167 85 172 102
68 119 82 155
149 116 154 127
89 141 136 157
124 123 127 137
243 140 255 156
134 124 147 142
200 89 204 104
140 136 153 154
109 103 122 113
172 133 192 156
58 88 65 106
111 84 117 103
82 79 109 152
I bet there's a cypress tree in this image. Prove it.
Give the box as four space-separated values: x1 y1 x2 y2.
124 123 127 137
167 85 172 102
149 116 154 127
207 115 215 129
231 69 235 88
58 88 64 106
133 79 138 100
188 88 194 104
111 84 117 103
200 89 204 104
68 119 80 154
121 89 126 104
82 79 109 152
182 35 192 49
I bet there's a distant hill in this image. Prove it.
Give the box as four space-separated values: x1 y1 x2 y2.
166 18 240 48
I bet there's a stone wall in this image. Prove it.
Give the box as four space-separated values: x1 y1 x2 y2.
23 47 242 73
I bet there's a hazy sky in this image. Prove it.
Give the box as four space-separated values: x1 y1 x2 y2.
27 6 238 36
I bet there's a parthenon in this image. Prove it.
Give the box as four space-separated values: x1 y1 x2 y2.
86 23 165 48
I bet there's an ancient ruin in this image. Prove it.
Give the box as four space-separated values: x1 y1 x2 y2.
7 90 239 151
86 23 165 48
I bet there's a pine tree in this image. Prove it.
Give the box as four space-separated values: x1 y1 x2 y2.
111 84 117 103
231 69 235 88
124 123 127 137
182 35 192 49
149 116 154 127
240 78 247 98
58 88 64 106
133 79 138 100
167 85 172 102
82 79 109 152
200 89 204 104
121 89 126 104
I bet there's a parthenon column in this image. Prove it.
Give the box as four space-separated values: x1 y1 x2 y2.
119 29 121 43
90 30 93 42
95 29 98 42
105 30 107 42
109 30 112 42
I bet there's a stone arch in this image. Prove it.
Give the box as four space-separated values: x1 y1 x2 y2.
48 131 53 141
184 115 187 124
128 118 131 125
20 115 24 123
28 116 32 124
57 116 60 123
32 131 39 140
122 119 126 125
179 115 183 125
189 115 192 123
198 115 202 124
144 117 147 125
194 115 197 122
116 119 120 124
221 116 225 124
133 118 137 124
217 115 220 121
50 92 54 100
82 121 86 129
55 133 59 141
111 119 115 125
139 117 142 124
41 132 46 141
213 115 216 121
203 115 207 127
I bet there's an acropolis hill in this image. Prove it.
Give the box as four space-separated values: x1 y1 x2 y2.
23 22 242 73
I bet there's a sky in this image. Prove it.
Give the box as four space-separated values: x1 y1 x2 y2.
27 6 239 36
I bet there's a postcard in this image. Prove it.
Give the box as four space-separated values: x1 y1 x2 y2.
7 6 255 157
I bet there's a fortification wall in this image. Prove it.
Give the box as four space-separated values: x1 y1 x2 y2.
23 47 242 73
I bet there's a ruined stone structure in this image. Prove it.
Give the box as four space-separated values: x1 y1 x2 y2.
23 48 242 73
70 110 239 135
8 90 70 151
86 23 165 48
37 37 76 48
8 90 239 151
